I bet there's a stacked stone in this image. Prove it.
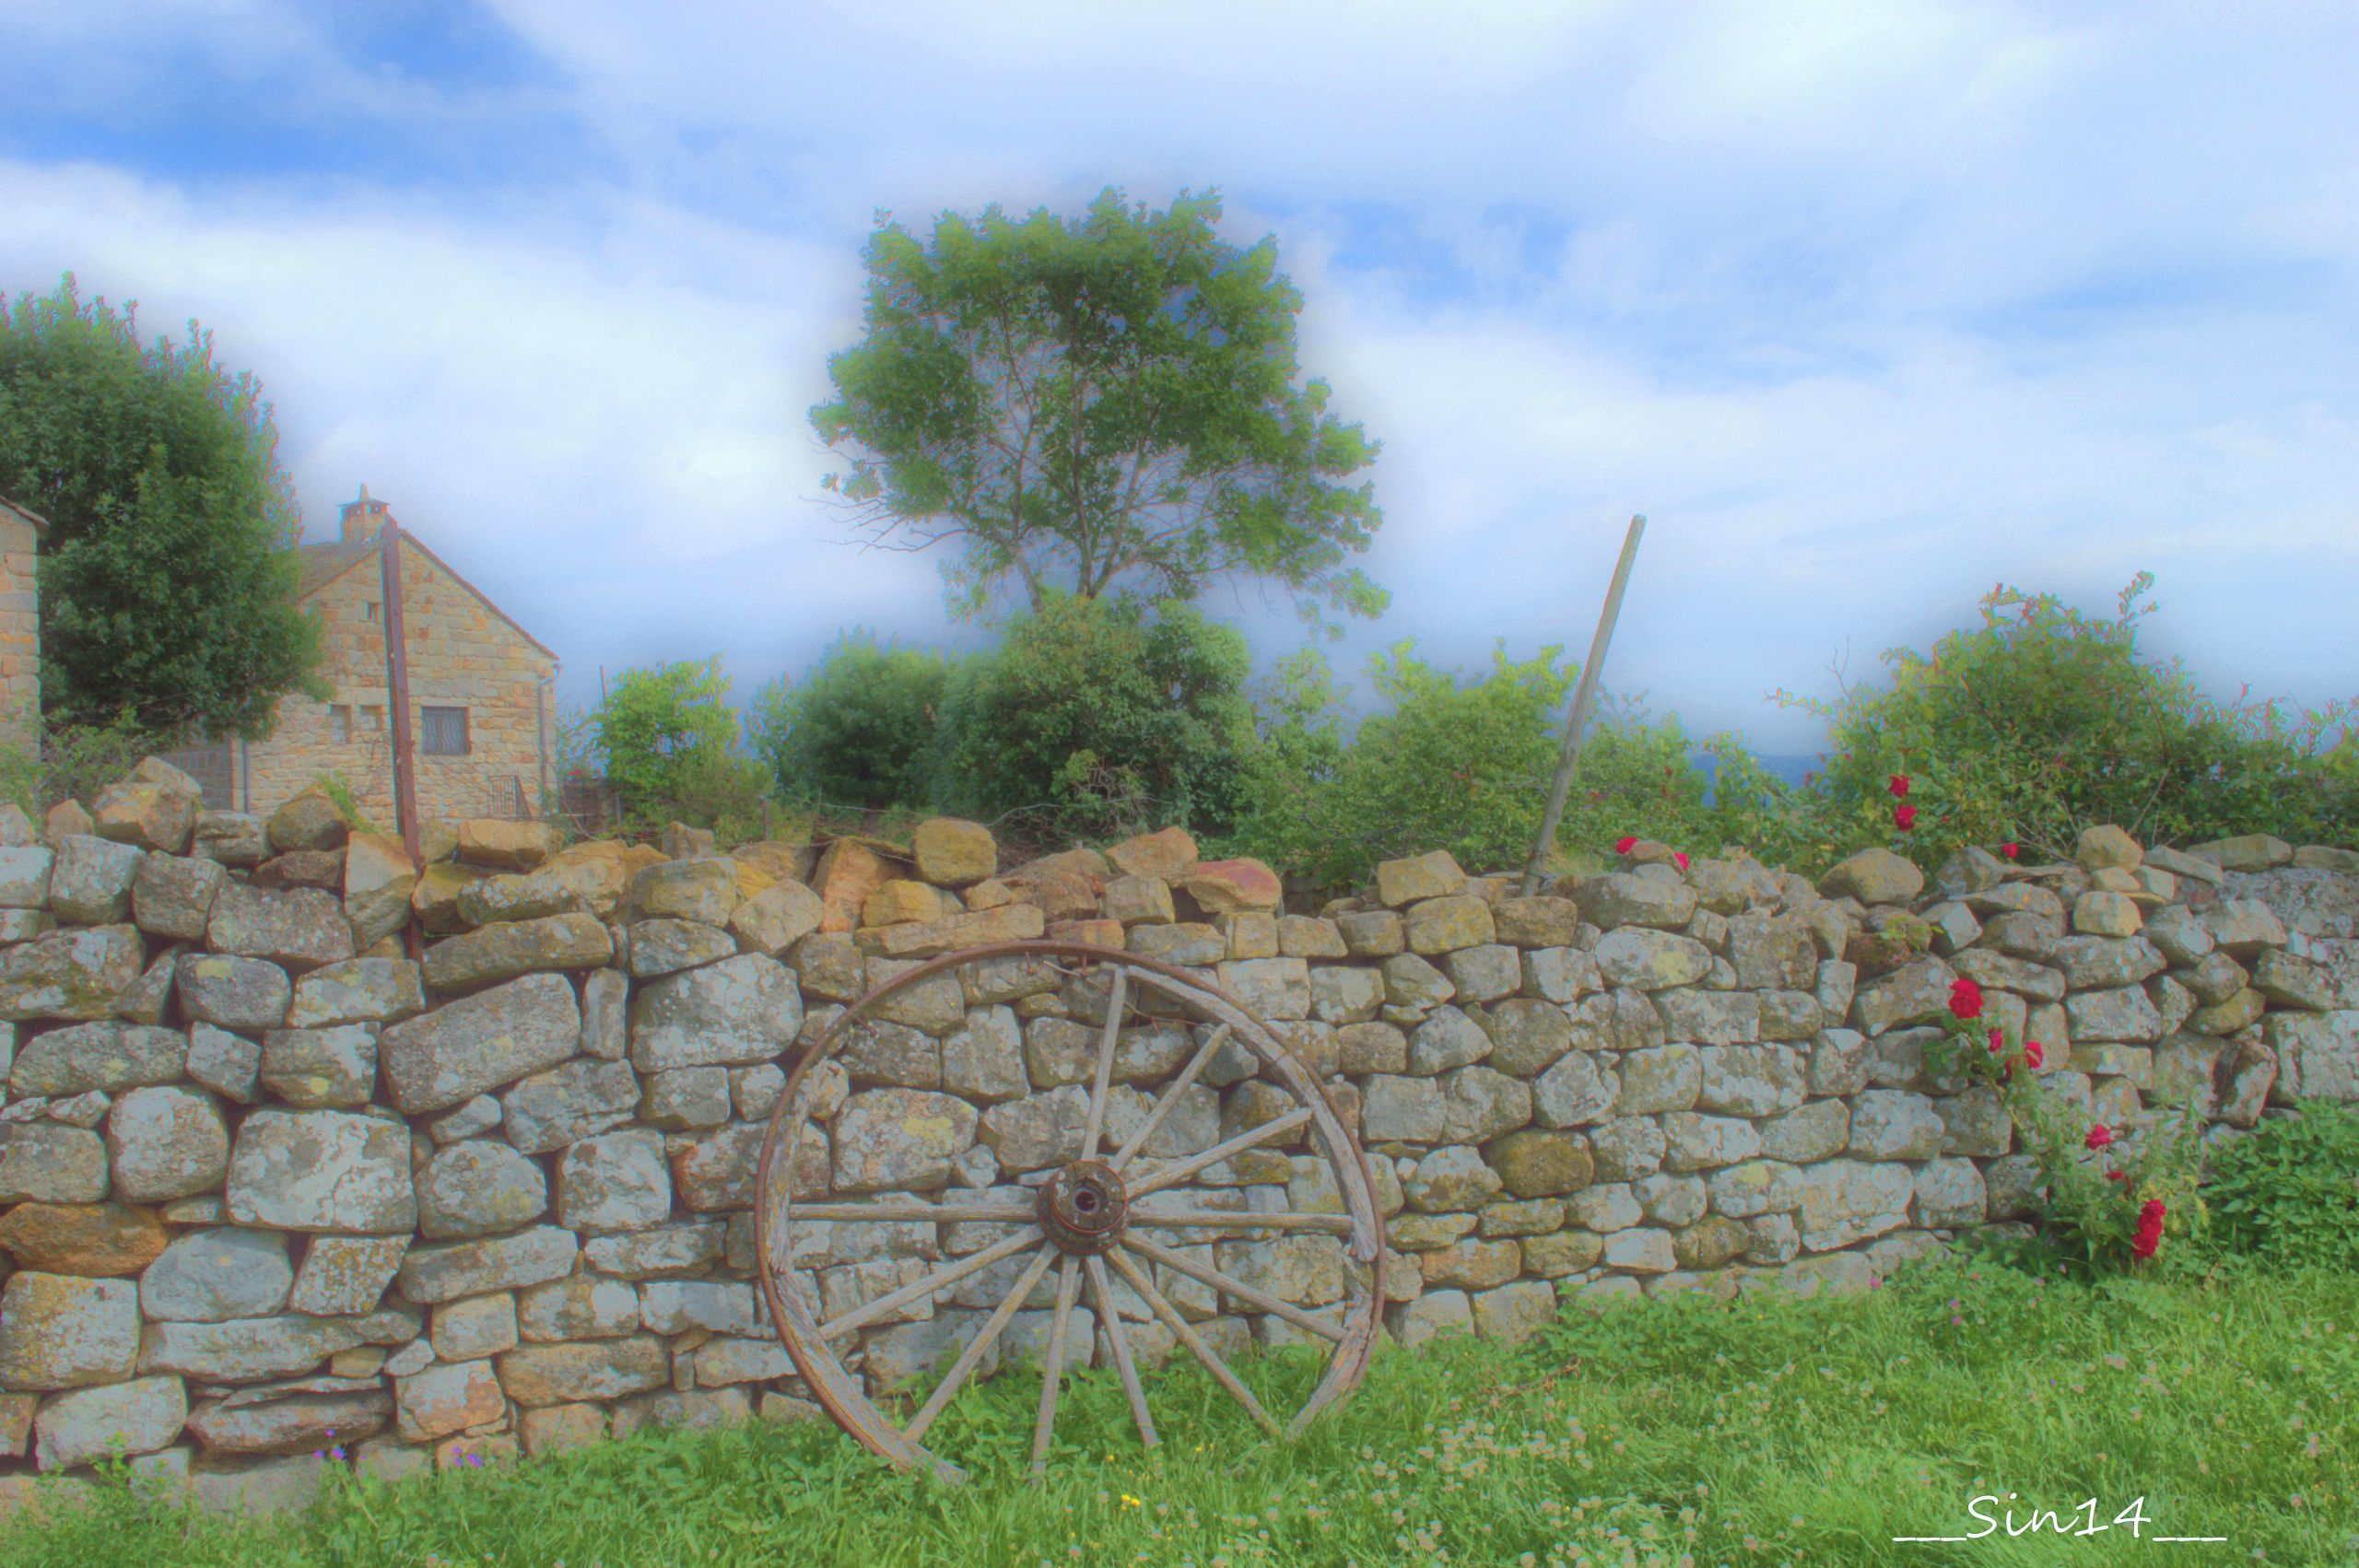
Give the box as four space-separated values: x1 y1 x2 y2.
0 753 2353 1517
1352 828 2357 1344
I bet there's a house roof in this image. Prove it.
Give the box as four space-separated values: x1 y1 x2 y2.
297 529 559 666
0 496 51 532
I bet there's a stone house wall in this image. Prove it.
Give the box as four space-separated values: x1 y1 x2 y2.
0 764 2353 1514
0 502 41 755
243 532 557 829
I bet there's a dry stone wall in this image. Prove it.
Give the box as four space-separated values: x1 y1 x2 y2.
1 756 2355 1515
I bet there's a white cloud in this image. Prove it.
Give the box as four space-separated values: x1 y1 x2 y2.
1 0 2353 752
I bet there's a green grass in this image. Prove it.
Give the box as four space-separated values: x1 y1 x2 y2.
5 1255 2353 1567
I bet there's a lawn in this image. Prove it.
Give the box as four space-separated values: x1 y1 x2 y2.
3 1253 2352 1568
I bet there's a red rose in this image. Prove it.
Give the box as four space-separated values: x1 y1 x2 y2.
1989 1028 2006 1055
2022 1040 2045 1070
1673 851 1690 872
2084 1126 2114 1150
1888 775 1911 798
2105 1170 2130 1183
1614 836 1637 854
1948 977 1984 1020
1999 842 2020 860
1894 804 1918 830
2132 1199 2166 1260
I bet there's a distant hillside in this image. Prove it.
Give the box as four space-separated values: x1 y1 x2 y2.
1690 750 1822 799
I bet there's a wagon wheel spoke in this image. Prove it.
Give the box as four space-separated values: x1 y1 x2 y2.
1104 1246 1282 1438
1109 1024 1229 1174
1121 1234 1348 1345
1126 1208 1357 1235
1080 965 1129 1158
903 1243 1059 1445
1123 1106 1314 1200
816 1227 1043 1340
1085 1253 1158 1450
1028 1255 1085 1477
792 1201 1034 1224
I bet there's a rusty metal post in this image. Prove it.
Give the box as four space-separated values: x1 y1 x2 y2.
379 521 426 958
1521 515 1647 895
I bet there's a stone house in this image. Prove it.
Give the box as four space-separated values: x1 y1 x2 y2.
0 498 41 755
177 486 560 828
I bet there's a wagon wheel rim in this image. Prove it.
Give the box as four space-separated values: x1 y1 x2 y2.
752 939 1390 1483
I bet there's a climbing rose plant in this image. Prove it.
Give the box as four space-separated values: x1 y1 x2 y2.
1923 973 2207 1273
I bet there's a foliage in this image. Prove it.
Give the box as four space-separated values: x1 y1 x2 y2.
587 656 769 838
1926 983 2207 1275
1223 639 1572 891
2201 1103 2359 1272
305 772 380 837
0 712 159 817
0 275 324 739
5 1262 2353 1565
1222 645 1811 895
812 188 1386 630
1774 574 2359 867
749 632 951 812
934 591 1252 845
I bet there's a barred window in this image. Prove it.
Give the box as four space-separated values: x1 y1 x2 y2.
421 706 470 756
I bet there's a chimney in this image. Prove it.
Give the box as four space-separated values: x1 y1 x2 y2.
340 483 392 544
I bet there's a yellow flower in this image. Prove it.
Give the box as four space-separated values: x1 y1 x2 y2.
1121 1494 1144 1508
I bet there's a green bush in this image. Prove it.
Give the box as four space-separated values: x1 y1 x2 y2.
934 592 1252 845
2202 1103 2359 1272
1222 644 1804 895
1776 574 2358 866
750 633 950 812
589 656 769 838
1223 640 1569 891
0 713 161 818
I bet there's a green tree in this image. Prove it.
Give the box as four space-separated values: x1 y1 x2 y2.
935 592 1253 844
591 657 767 837
0 275 323 738
749 632 951 811
812 188 1387 630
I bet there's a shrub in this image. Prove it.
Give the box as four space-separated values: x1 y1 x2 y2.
2201 1103 2359 1272
1224 640 1570 891
934 592 1252 845
0 713 162 817
1929 977 2207 1275
751 633 950 812
590 656 769 837
1775 574 2358 866
1223 644 1808 894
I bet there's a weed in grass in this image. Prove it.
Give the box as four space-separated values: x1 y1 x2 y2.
0 1257 2352 1567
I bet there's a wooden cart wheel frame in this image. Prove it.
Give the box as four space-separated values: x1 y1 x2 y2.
752 940 1390 1482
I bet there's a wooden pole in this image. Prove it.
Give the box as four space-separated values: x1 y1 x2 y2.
1520 515 1646 895
379 519 425 885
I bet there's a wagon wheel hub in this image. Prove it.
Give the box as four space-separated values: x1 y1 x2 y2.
1038 1159 1129 1255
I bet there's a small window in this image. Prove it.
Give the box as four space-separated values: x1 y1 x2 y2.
329 705 351 745
360 705 384 732
420 706 470 756
364 601 381 623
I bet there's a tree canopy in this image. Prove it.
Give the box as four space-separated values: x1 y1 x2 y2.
811 187 1387 629
0 275 322 739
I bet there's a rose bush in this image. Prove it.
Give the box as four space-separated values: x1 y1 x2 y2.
1925 963 2206 1273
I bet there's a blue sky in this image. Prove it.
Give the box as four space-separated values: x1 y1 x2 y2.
4 0 2354 759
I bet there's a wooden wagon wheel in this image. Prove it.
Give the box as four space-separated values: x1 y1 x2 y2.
752 939 1389 1482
